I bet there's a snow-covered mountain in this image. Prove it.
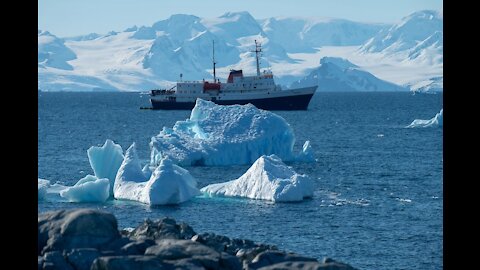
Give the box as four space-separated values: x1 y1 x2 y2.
38 31 77 70
38 10 443 92
261 17 386 53
290 57 407 92
359 10 443 63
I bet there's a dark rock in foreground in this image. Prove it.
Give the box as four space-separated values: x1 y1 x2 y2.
38 208 358 270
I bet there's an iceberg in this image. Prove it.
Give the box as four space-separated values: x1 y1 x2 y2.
37 178 69 201
407 109 443 128
38 176 110 203
38 178 51 200
150 99 313 167
59 175 110 203
201 155 314 202
114 143 200 205
87 139 124 197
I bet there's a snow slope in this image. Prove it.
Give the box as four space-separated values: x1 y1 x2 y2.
260 17 386 53
290 57 407 91
38 31 76 70
360 10 442 57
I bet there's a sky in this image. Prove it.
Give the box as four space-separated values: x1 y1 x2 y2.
38 0 443 37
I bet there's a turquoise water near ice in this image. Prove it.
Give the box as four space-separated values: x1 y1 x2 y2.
38 92 443 270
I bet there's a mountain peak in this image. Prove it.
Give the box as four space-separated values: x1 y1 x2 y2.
404 10 441 21
320 57 358 70
168 14 201 23
220 11 253 19
360 9 442 54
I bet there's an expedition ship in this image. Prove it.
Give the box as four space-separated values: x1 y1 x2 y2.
149 40 317 110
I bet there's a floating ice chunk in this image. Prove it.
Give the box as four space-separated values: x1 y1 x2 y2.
114 143 200 205
407 109 443 128
296 140 315 162
59 175 110 203
87 139 124 196
38 178 69 202
201 155 314 202
38 178 50 200
150 99 313 167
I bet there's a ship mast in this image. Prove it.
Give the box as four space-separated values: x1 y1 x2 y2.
253 40 262 76
212 40 216 82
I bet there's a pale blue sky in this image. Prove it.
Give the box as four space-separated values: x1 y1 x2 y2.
39 0 443 37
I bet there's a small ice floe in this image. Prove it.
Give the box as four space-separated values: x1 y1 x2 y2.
38 175 110 203
396 198 412 203
406 109 443 128
60 175 110 203
201 155 313 202
319 190 370 207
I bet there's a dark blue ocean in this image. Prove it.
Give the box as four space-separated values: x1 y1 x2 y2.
38 92 443 270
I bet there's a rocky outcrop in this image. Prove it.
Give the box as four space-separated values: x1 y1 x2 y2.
38 208 357 270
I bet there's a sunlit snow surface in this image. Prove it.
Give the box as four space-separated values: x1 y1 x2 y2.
201 155 313 202
407 109 443 128
150 99 314 167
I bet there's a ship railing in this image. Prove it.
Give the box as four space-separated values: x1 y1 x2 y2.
150 89 175 96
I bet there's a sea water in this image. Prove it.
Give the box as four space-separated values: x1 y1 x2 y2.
38 92 443 270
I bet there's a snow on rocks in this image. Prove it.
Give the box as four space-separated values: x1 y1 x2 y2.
150 99 314 167
406 109 443 128
201 155 313 202
114 143 200 205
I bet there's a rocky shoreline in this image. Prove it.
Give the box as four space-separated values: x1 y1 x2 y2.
38 208 357 270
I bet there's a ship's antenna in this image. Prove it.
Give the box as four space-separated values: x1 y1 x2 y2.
212 40 216 82
252 40 262 76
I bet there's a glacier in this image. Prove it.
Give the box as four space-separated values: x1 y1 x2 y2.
407 109 443 128
201 155 314 202
87 139 124 197
114 143 200 205
149 99 314 167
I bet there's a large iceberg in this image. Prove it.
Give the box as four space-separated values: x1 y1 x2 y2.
114 143 201 205
87 139 124 196
201 155 314 202
407 109 443 128
150 99 313 167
